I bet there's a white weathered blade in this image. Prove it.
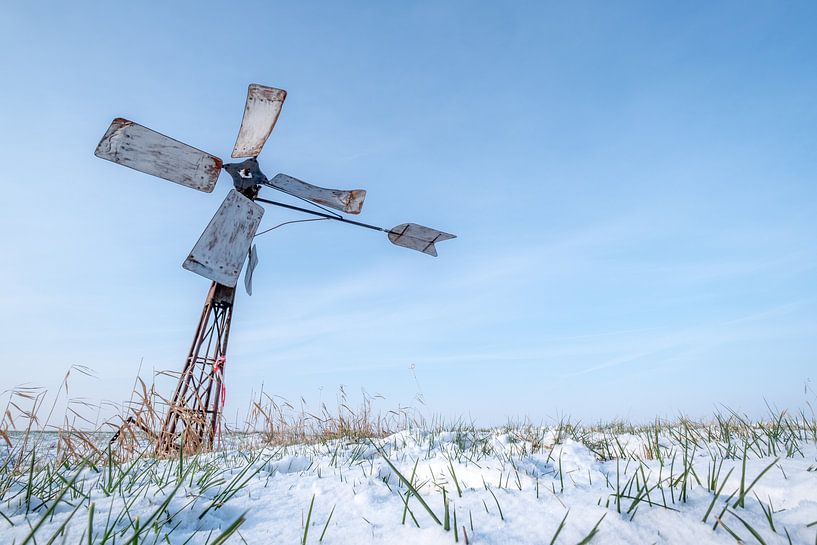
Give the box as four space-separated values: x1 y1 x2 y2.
183 190 264 287
244 244 258 296
387 223 456 257
268 173 366 215
95 118 222 192
231 84 287 158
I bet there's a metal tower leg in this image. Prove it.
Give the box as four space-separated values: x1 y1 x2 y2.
156 282 235 455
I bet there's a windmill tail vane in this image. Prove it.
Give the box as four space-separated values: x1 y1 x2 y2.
95 83 456 455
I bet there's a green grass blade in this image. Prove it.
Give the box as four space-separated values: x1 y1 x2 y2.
211 511 247 545
302 494 315 545
372 442 441 525
728 510 768 545
575 513 606 545
733 458 779 509
319 504 335 542
548 510 569 545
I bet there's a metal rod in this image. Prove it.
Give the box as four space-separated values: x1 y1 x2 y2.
254 197 388 233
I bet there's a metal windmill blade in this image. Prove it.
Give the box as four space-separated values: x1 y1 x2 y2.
244 244 259 296
95 119 222 192
232 84 287 158
183 190 265 287
268 173 366 214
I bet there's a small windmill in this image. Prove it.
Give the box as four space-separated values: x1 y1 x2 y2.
95 84 455 454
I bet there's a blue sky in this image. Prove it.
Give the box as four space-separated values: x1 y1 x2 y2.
0 2 815 424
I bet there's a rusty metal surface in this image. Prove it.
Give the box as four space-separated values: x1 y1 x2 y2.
267 173 366 214
231 84 287 158
183 190 264 287
387 223 456 257
156 281 236 455
95 118 222 192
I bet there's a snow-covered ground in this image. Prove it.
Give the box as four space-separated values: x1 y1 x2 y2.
2 424 817 544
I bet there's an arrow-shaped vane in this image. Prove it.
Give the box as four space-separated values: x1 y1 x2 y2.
253 197 456 257
387 223 456 257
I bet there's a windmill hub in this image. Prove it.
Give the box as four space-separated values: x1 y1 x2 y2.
223 158 268 192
